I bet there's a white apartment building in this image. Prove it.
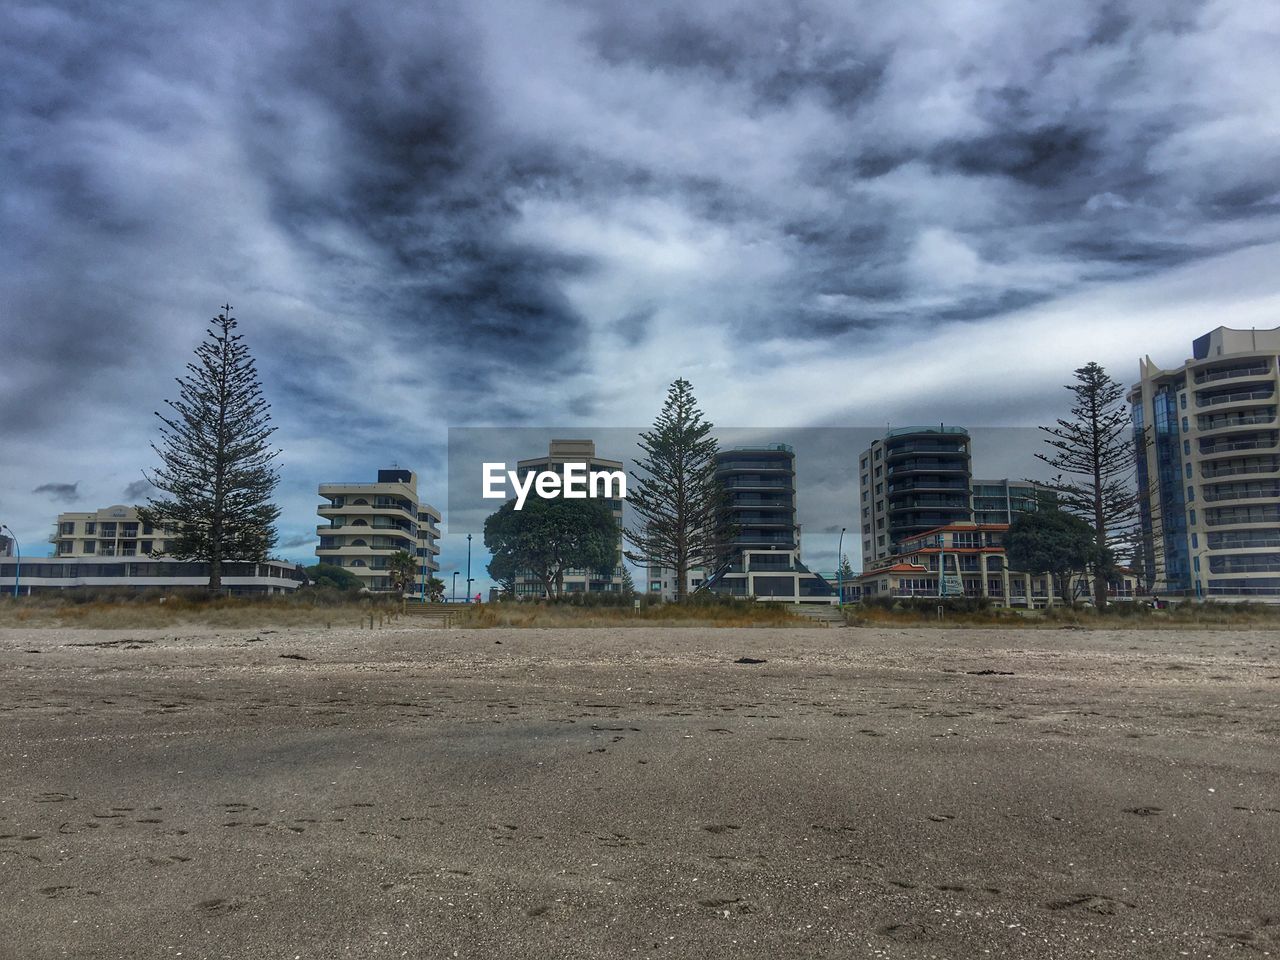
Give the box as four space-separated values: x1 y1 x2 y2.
1130 326 1280 601
316 468 441 594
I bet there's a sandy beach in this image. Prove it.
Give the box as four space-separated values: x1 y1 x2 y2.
1 623 1277 959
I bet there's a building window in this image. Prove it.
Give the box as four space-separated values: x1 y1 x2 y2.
83 541 95 554
60 522 74 535
85 522 96 535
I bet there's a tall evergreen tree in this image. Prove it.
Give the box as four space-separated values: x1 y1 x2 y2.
625 378 733 603
1037 362 1139 609
139 305 281 590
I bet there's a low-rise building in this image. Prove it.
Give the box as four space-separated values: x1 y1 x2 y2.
854 521 1136 607
316 468 441 594
0 556 304 596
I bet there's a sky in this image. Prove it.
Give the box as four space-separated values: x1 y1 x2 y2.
3 0 1279 584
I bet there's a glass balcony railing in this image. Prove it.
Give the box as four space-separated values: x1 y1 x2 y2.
1196 388 1274 408
1193 364 1270 385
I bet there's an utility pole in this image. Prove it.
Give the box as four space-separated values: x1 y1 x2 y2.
466 533 473 602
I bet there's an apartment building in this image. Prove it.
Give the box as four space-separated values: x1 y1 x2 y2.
50 505 175 558
971 479 1053 524
316 468 441 594
855 521 1135 608
859 426 973 562
706 444 836 603
513 440 627 597
1130 326 1280 601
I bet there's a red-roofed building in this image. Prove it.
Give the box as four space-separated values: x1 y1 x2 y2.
851 521 1136 607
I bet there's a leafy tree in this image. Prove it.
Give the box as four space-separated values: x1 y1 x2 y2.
306 563 362 592
484 496 619 598
1037 362 1141 609
1006 507 1103 604
487 552 519 599
624 378 733 603
139 305 280 590
387 550 417 597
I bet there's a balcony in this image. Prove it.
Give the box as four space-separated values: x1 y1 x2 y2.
1193 364 1270 385
890 459 970 474
1200 457 1280 478
887 478 968 494
1210 556 1280 574
886 443 970 458
1196 388 1275 408
1201 483 1280 503
722 477 790 490
889 496 969 512
1197 409 1276 432
1200 434 1278 456
716 460 793 473
1204 507 1280 527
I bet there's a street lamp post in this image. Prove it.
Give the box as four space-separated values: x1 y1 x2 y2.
1 525 19 599
466 533 473 603
837 527 846 609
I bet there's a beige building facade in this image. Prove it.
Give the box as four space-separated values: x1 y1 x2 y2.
50 505 175 558
316 468 441 594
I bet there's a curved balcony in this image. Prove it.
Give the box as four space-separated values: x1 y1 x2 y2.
889 458 970 474
1207 530 1280 550
886 443 970 460
1199 433 1278 457
1200 457 1280 479
1195 387 1275 409
1201 483 1280 504
887 478 968 494
716 460 794 473
1204 506 1280 527
1192 362 1271 386
889 496 970 513
1209 555 1280 574
722 477 790 490
1197 408 1276 432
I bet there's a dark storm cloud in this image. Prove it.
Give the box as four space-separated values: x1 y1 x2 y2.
122 479 153 500
33 482 79 503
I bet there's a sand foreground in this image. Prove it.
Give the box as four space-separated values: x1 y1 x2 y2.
1 624 1277 959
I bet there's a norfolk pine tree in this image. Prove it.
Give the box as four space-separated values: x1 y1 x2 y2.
139 305 281 591
1037 362 1140 609
624 378 733 603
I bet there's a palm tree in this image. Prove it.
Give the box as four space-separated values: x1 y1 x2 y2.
388 550 417 598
